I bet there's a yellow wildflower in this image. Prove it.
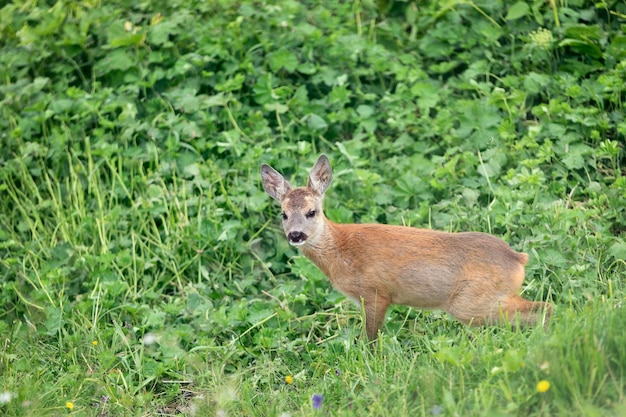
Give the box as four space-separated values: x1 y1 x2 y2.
66 401 74 410
536 380 550 393
92 341 98 346
285 375 294 384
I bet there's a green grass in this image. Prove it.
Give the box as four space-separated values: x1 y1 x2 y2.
1 0 626 415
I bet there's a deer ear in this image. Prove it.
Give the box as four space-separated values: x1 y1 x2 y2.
261 164 292 201
308 154 332 195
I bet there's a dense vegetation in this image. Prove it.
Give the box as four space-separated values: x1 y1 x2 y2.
1 0 625 415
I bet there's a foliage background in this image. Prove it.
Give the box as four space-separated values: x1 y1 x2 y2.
0 0 625 415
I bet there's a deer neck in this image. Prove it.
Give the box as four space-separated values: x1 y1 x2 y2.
299 219 342 279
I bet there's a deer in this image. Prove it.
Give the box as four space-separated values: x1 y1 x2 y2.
260 154 552 340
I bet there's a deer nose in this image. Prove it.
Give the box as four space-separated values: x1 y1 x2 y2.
287 231 308 245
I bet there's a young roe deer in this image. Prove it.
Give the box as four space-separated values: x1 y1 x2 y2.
261 154 552 340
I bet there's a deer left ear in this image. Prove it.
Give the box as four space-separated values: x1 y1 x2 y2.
308 155 332 195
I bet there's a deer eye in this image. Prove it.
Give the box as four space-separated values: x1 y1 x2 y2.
305 209 316 219
281 212 288 220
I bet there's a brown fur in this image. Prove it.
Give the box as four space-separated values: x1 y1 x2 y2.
261 155 552 340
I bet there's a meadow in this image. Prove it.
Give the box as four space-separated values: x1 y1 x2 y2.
0 0 625 416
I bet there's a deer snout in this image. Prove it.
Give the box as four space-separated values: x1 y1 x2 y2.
287 231 308 246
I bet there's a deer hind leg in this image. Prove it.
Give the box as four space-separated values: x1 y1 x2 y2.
360 293 390 341
488 295 552 326
486 265 552 327
445 267 552 327
449 294 551 327
448 264 551 327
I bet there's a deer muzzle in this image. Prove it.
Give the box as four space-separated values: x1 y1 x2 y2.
287 231 308 246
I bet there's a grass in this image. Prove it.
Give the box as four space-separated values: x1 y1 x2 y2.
1 0 626 415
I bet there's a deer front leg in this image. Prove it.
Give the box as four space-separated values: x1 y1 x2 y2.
361 292 390 340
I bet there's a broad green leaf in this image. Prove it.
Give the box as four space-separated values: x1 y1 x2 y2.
108 32 146 48
608 241 626 260
608 35 626 59
269 50 299 73
264 102 289 113
563 24 603 41
505 2 530 20
559 38 603 59
561 152 585 170
356 104 375 118
215 73 246 92
254 74 275 105
297 62 317 74
43 306 63 336
306 113 328 130
411 81 441 110
94 49 135 72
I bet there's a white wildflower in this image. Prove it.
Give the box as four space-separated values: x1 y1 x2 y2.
0 392 13 404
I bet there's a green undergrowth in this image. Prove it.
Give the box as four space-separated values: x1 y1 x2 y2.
0 0 625 415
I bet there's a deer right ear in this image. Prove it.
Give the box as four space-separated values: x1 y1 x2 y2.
261 164 292 201
308 154 332 195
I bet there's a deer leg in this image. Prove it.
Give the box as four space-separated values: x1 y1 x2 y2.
362 293 390 340
447 292 551 327
489 295 552 326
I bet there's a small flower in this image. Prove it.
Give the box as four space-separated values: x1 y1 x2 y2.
92 341 98 346
66 401 74 410
124 21 133 32
528 28 554 49
143 333 157 346
311 394 323 410
430 404 443 416
536 380 551 393
334 369 340 376
285 375 294 384
0 391 13 404
101 396 110 403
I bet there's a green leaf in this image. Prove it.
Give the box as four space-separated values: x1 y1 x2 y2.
505 2 530 20
297 62 317 74
561 144 593 170
269 50 299 73
306 113 328 130
356 104 375 118
608 35 626 60
108 32 146 48
215 73 246 92
254 73 275 105
410 81 441 111
94 49 135 72
608 241 626 260
44 306 63 336
563 25 603 41
559 38 603 59
264 102 289 113
561 152 585 170
503 350 524 372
